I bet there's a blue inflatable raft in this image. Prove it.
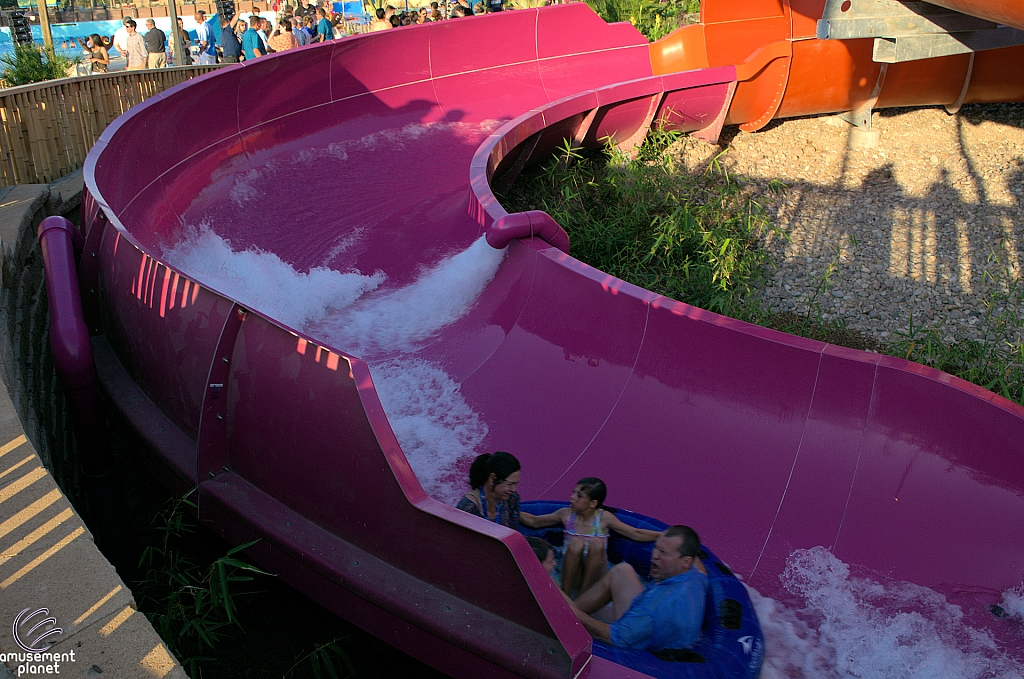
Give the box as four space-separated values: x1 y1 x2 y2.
519 500 764 679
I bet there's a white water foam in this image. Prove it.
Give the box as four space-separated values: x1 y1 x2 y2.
164 222 504 502
749 547 1024 679
1001 586 1024 622
162 223 386 332
371 359 489 504
312 236 506 356
309 236 506 502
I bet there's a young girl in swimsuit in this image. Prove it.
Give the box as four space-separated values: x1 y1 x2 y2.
522 477 661 597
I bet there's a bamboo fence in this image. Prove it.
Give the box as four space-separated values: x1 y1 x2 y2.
0 65 222 187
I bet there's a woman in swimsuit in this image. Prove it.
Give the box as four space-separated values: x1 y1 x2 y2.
524 477 661 597
456 451 529 529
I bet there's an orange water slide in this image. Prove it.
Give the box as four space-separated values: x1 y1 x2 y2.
650 0 1024 131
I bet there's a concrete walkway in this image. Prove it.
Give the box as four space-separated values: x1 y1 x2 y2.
0 180 186 678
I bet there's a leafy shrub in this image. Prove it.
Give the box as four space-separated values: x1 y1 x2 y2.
585 0 700 41
0 43 80 86
136 491 272 676
504 131 784 317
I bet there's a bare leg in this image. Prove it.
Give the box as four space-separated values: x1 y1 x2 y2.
580 540 608 593
575 562 644 619
561 538 585 596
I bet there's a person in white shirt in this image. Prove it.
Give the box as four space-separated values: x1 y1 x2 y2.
194 11 216 64
123 19 148 70
112 17 132 60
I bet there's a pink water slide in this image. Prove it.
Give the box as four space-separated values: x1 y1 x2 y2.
75 4 1024 677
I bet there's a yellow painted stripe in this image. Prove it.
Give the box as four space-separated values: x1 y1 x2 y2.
99 605 135 636
0 489 61 541
0 435 27 458
0 454 35 481
0 508 75 565
140 643 177 678
0 467 47 504
0 525 84 589
75 585 123 626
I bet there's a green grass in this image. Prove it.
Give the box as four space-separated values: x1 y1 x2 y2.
503 133 1024 408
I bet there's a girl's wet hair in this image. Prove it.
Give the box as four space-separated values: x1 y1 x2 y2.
576 477 607 508
468 451 520 489
527 536 553 563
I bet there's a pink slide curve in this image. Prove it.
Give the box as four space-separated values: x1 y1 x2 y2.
77 5 1024 678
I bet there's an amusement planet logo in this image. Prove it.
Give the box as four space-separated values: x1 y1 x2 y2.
0 608 76 676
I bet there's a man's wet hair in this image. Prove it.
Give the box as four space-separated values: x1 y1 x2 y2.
664 525 700 559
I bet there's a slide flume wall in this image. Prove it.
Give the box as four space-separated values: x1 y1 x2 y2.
79 4 1024 678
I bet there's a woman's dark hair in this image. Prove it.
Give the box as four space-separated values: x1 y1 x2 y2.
575 477 607 508
89 34 104 50
468 451 520 489
527 537 552 563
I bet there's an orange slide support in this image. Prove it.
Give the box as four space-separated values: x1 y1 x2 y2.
650 0 1024 131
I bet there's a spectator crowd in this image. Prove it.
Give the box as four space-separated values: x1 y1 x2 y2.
74 0 523 70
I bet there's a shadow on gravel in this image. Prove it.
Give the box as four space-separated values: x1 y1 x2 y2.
754 104 1024 346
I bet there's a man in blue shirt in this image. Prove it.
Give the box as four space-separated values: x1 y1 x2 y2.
241 20 263 60
314 7 333 43
219 15 242 63
568 525 708 651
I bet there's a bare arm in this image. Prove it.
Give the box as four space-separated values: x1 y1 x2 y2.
605 515 661 542
518 507 567 529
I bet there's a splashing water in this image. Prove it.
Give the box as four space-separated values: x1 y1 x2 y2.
371 360 489 503
162 223 386 331
311 236 507 357
163 223 505 502
749 547 1024 679
1002 586 1024 621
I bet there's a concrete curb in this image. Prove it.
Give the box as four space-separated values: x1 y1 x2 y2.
0 180 187 678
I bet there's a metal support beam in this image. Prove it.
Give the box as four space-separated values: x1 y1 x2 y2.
817 0 1024 62
818 0 995 40
873 25 1024 62
839 63 888 130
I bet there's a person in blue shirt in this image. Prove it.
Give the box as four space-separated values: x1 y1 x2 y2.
567 525 708 651
314 7 333 42
219 15 242 63
241 20 264 60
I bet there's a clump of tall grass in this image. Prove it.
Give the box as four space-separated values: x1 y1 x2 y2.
135 491 272 676
0 44 79 86
503 130 785 317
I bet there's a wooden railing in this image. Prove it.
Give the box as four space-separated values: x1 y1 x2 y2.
0 65 222 188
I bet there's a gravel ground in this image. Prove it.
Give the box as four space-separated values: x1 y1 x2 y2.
677 104 1024 346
